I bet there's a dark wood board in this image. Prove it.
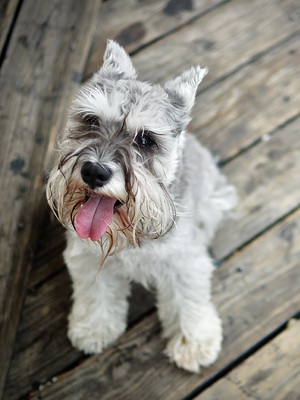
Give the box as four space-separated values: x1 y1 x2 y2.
190 34 300 160
213 116 300 259
198 320 300 400
132 0 300 86
0 0 19 56
83 0 227 78
0 0 102 396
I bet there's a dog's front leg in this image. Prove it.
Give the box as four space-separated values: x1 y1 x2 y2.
64 238 130 354
156 252 222 373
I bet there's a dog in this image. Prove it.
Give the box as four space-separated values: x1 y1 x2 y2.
46 40 236 373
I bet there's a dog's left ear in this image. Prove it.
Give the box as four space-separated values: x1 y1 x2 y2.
94 40 137 80
164 66 207 112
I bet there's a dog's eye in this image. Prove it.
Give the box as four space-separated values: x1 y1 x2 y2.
135 131 157 149
82 114 99 127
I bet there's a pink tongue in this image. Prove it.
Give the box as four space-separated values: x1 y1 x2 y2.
74 196 116 241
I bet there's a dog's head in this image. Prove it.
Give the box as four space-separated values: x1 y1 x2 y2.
47 40 206 256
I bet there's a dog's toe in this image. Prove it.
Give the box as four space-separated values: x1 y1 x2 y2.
165 325 222 373
68 320 126 354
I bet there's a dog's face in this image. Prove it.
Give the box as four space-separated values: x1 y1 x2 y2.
47 40 206 254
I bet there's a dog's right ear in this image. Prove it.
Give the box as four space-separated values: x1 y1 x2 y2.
164 66 207 112
94 40 137 80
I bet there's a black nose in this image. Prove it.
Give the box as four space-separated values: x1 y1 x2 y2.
81 162 112 189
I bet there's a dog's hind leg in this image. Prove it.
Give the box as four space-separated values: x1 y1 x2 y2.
156 250 222 373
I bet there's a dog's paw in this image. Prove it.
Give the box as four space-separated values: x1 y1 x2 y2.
165 322 222 373
68 319 126 354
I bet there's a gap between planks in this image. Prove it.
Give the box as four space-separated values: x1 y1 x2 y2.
83 0 232 78
0 0 23 66
129 0 233 57
195 319 300 400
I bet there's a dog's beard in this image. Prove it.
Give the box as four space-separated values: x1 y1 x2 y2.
47 154 176 266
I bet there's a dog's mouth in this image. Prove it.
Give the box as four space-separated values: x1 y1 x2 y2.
74 194 122 241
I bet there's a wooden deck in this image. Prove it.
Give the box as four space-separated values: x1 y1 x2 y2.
1 0 300 399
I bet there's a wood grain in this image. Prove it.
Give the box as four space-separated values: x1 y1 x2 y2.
83 0 226 78
4 250 153 399
198 320 300 400
27 204 66 287
0 0 101 396
212 116 300 259
190 35 300 160
0 0 19 55
3 270 77 400
25 209 300 399
132 0 299 86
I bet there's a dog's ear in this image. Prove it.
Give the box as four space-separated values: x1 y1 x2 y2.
164 66 207 111
95 40 137 80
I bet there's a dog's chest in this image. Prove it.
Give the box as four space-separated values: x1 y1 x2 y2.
110 234 179 284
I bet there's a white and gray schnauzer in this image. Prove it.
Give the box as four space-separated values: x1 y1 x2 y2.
47 40 236 373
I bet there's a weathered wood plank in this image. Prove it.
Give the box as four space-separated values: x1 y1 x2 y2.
213 117 300 259
26 208 300 399
4 261 153 399
0 0 102 396
28 204 66 288
84 0 226 78
86 0 300 85
132 0 299 84
0 0 19 55
190 35 300 160
198 320 300 400
3 270 77 400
